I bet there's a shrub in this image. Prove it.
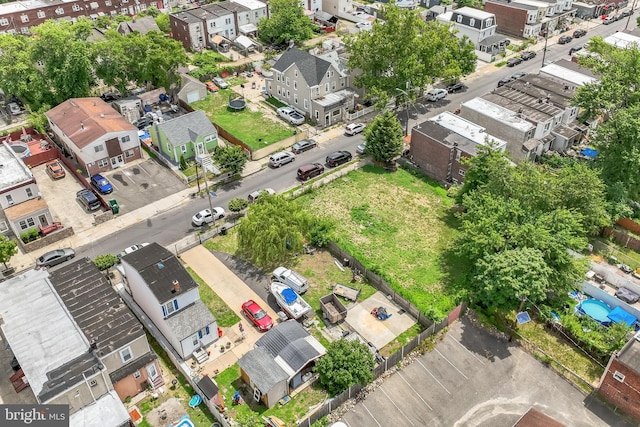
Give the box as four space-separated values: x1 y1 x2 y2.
29 229 39 242
20 232 30 244
308 218 334 248
228 197 248 212
93 254 119 271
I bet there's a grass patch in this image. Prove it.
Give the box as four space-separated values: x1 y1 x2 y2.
187 267 240 327
380 323 424 357
266 96 287 108
192 91 293 151
495 61 507 67
204 226 240 255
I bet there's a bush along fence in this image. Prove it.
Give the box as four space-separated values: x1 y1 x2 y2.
295 242 465 427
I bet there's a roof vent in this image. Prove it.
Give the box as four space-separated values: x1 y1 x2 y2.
172 280 180 293
80 121 84 130
100 113 105 118
157 262 164 269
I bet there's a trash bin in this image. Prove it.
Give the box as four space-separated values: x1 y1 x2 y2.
109 199 119 214
220 226 227 236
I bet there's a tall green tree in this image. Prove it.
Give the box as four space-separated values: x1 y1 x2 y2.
237 195 309 267
345 5 476 106
214 144 248 176
0 236 18 269
257 0 315 46
363 110 404 162
314 339 375 396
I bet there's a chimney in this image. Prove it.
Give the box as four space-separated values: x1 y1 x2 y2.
89 338 98 351
80 121 84 130
172 280 180 293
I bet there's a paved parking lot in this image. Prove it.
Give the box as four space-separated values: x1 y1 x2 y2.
341 317 633 427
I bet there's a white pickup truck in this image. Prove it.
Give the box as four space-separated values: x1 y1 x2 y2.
272 266 309 294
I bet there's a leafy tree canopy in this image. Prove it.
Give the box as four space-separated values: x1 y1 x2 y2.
257 0 315 46
314 339 375 396
0 236 18 269
93 254 119 271
344 5 476 106
363 110 404 162
214 144 248 176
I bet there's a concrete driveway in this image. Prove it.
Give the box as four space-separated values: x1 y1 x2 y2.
340 316 633 427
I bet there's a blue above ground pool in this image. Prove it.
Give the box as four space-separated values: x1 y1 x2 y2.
578 299 611 324
173 415 195 427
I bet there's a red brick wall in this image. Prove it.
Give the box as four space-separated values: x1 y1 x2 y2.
169 16 193 51
484 2 528 38
410 132 452 183
599 359 640 421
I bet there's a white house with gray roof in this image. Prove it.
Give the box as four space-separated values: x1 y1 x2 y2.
265 46 356 128
149 110 218 166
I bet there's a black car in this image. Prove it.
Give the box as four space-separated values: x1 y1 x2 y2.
573 29 587 38
100 92 120 102
133 117 151 130
569 46 583 55
511 72 527 79
326 151 353 167
558 35 573 44
506 57 522 67
497 77 515 87
291 139 317 154
520 51 536 60
446 82 464 93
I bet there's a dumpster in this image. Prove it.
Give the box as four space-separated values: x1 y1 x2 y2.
109 199 119 214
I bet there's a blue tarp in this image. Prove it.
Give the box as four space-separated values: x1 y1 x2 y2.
281 288 297 305
608 306 638 327
580 148 598 159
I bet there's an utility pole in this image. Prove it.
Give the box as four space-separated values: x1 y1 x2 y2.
540 29 550 67
625 0 638 30
395 86 411 137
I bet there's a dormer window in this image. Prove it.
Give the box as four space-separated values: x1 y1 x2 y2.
469 18 475 27
457 15 462 23
486 18 493 26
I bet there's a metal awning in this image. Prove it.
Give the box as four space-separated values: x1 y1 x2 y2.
239 23 258 34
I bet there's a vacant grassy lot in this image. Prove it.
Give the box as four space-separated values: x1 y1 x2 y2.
192 91 293 151
297 165 467 320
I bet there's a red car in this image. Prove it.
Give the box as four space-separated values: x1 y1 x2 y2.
242 300 273 332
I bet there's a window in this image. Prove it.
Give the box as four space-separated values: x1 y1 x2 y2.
341 78 345 87
192 335 198 346
325 83 329 92
133 370 141 379
286 90 290 98
25 188 33 198
294 94 298 104
459 169 466 176
486 18 493 26
105 0 111 5
120 347 133 363
163 299 178 317
72 4 80 11
276 74 280 82
286 77 289 86
613 371 626 382
277 87 281 95
89 379 98 387
457 15 462 23
255 11 258 18
98 159 108 168
20 27 29 35
121 135 130 143
332 82 336 90
95 145 104 153
0 221 8 233
19 220 28 230
315 87 319 95
294 70 298 77
37 11 45 19
330 71 334 77
293 81 297 90
303 99 308 110
0 18 8 26
55 6 64 14
181 145 187 153
21 15 29 23
125 149 135 158
469 18 475 27
455 150 461 162
315 110 319 119
6 195 13 206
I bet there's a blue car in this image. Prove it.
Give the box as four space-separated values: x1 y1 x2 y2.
90 174 113 194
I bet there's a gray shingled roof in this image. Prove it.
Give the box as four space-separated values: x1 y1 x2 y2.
117 16 160 34
156 110 217 148
272 47 331 87
255 320 309 356
165 300 216 341
238 347 288 392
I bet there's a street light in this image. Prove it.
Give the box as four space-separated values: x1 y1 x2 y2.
625 0 638 30
395 87 410 137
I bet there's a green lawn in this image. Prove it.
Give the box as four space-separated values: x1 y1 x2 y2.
187 267 240 327
192 91 294 151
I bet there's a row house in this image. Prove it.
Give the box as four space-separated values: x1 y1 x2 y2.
539 58 597 88
485 0 575 39
409 112 508 185
265 45 356 128
0 0 161 35
436 7 509 62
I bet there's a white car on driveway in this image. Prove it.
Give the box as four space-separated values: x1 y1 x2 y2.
426 88 447 102
277 107 305 126
192 207 225 226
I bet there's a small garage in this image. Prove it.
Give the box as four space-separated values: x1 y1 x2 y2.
177 74 207 105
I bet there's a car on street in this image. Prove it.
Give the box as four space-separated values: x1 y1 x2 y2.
297 163 325 181
242 300 273 332
497 76 516 87
192 207 225 226
204 81 219 93
511 72 527 79
569 46 583 55
268 151 296 168
506 57 523 67
426 88 447 102
90 174 113 194
7 102 21 115
118 242 150 259
36 248 75 268
558 35 573 44
326 150 353 167
291 139 317 154
277 107 305 126
619 264 633 274
603 15 616 24
46 160 66 180
520 51 536 60
345 123 365 136
613 13 622 21
356 142 366 155
622 9 633 17
213 77 229 89
446 82 465 93
248 188 275 203
573 29 587 38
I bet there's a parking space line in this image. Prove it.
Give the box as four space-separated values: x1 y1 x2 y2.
380 387 416 426
362 403 382 427
435 348 469 380
123 170 136 185
397 372 433 411
138 164 152 177
448 335 485 365
416 359 451 394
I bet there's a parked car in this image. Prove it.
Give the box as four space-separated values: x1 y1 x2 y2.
446 82 465 93
76 189 102 211
511 72 527 79
204 81 219 93
291 139 317 154
7 102 21 115
46 160 66 180
426 88 447 102
133 117 151 130
192 207 225 226
569 46 583 55
242 300 273 332
36 248 75 268
520 51 536 60
297 163 324 181
506 57 523 67
118 243 150 259
356 142 367 155
268 151 296 168
613 13 622 21
497 76 516 87
603 15 616 24
272 266 309 294
213 77 229 89
558 35 573 44
326 150 353 167
355 21 372 30
621 9 633 17
277 107 305 126
248 188 275 203
619 264 633 274
345 123 365 136
573 29 587 38
90 174 113 194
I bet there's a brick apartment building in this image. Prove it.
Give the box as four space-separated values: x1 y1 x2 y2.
599 335 640 422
